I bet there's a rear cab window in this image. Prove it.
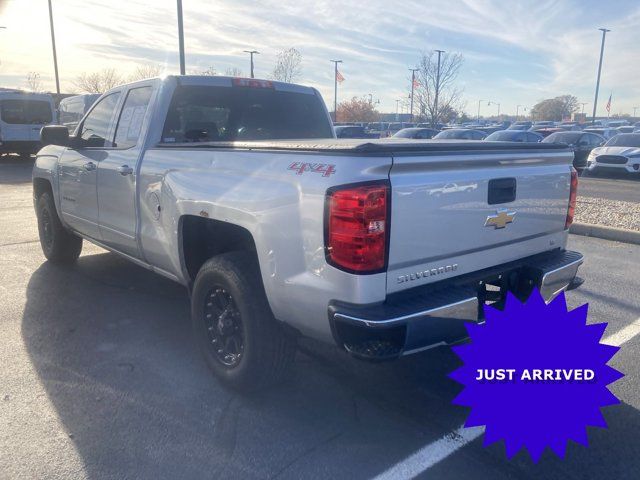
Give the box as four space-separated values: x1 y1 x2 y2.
162 84 333 143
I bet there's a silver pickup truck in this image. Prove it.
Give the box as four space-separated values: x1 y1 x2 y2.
33 75 583 390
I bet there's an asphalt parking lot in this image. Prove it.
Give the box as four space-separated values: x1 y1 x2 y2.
579 173 639 203
1 158 639 479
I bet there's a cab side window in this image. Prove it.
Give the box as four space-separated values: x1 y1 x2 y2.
79 93 120 148
113 87 153 148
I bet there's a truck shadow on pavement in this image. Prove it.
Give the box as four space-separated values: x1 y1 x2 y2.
21 251 640 479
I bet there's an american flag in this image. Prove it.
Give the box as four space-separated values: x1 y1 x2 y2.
606 93 612 113
413 78 420 89
336 70 345 83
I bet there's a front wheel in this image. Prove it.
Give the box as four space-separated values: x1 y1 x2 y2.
191 252 297 391
36 192 83 264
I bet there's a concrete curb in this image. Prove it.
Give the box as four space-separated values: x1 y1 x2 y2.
570 222 640 245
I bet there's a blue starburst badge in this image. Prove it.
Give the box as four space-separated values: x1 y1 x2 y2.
449 289 623 462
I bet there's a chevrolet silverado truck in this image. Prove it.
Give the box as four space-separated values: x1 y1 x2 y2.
33 75 583 390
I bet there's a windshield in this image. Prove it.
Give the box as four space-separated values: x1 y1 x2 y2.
434 129 466 139
162 85 333 142
543 132 581 144
485 131 520 141
605 134 640 147
394 129 417 138
0 99 53 124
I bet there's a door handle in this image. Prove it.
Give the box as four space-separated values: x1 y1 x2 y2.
117 165 134 176
83 162 96 171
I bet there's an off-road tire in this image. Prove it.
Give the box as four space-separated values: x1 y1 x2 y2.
192 252 297 391
36 192 83 264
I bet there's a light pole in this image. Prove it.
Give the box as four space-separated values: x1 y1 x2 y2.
395 99 400 121
176 0 186 75
579 102 587 115
330 60 343 122
244 50 259 78
488 101 500 118
516 104 526 120
592 28 610 124
47 0 60 94
477 99 483 123
434 49 444 126
634 106 639 118
409 68 418 122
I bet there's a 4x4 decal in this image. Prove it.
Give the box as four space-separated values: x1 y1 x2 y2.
288 162 336 177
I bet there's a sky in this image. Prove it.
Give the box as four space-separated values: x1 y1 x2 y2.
0 0 638 117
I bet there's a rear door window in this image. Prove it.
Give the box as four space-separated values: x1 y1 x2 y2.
162 85 333 142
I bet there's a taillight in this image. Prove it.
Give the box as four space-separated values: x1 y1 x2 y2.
325 182 389 273
565 167 578 229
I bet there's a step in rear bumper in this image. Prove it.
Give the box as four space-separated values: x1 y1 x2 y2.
328 249 584 360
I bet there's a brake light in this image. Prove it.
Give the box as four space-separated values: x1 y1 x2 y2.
232 78 274 88
565 167 578 229
326 182 389 273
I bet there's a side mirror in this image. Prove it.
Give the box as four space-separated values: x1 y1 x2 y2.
40 125 70 147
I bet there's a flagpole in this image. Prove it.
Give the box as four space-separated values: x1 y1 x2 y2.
330 60 342 122
592 28 610 124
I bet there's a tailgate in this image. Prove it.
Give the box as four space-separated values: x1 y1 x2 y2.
387 145 573 294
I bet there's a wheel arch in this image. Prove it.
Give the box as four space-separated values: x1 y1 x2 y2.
179 215 260 288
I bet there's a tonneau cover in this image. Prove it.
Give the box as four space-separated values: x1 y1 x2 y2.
157 138 570 154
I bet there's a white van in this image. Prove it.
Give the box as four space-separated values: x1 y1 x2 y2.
0 90 55 155
58 93 101 132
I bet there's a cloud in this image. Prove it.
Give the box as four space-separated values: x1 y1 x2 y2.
0 0 638 115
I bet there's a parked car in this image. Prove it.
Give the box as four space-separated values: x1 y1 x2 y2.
605 120 629 128
585 133 640 175
542 131 605 170
531 128 564 138
58 93 101 132
532 121 556 128
34 75 583 389
615 126 635 134
583 127 619 140
484 130 543 142
392 127 439 139
508 121 532 131
334 125 379 139
476 126 503 136
433 128 486 140
0 90 55 155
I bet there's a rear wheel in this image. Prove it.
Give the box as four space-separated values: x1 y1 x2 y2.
192 252 296 391
36 192 83 264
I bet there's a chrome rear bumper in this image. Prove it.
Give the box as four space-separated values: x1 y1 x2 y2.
329 249 584 360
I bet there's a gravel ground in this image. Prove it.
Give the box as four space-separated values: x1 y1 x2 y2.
575 197 640 231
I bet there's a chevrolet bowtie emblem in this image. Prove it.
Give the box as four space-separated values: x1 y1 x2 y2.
485 210 516 229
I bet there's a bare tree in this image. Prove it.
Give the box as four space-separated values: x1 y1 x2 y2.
73 68 124 93
26 72 42 92
225 67 243 77
414 51 464 126
189 66 217 76
129 64 163 82
272 48 302 83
